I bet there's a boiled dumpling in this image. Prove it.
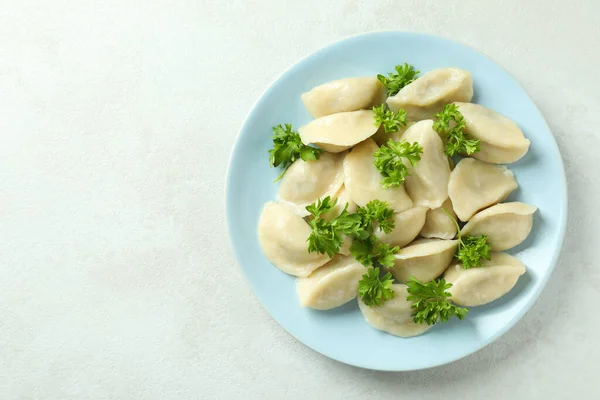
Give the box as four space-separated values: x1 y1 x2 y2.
387 68 473 121
258 202 329 277
448 158 518 221
461 202 537 251
444 252 526 306
301 77 386 118
277 152 345 217
400 120 450 209
375 207 427 248
343 138 413 213
358 284 432 337
420 198 458 240
298 110 378 153
454 102 530 164
296 255 365 310
389 238 458 283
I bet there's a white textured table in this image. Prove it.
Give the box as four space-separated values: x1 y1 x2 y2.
1 1 599 398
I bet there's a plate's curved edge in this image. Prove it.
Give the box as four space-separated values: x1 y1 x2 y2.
224 31 569 372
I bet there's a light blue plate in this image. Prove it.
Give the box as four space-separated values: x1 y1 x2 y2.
226 32 567 371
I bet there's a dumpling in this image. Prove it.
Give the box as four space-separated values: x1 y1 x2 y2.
296 255 365 310
258 202 329 277
400 120 450 209
301 77 386 118
277 152 345 217
461 202 537 251
375 207 427 248
320 185 357 256
343 138 413 213
454 102 530 164
298 110 379 153
420 198 458 240
386 68 473 121
389 238 458 283
444 252 526 306
358 284 431 337
448 158 518 222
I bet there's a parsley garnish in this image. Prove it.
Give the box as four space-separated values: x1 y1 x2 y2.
373 104 407 135
269 124 322 181
373 140 423 188
433 104 480 156
305 197 363 257
358 267 395 307
406 277 468 325
443 209 492 269
377 63 420 96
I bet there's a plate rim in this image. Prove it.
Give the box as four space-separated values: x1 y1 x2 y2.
225 30 568 371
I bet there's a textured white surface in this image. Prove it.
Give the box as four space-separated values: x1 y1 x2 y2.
1 0 599 398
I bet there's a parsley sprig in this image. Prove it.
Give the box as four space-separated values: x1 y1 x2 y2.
268 124 322 181
305 197 363 257
350 236 398 268
433 104 480 156
373 140 423 188
352 201 399 307
358 268 395 307
373 104 407 135
406 277 468 325
442 209 492 269
377 63 420 96
305 198 400 307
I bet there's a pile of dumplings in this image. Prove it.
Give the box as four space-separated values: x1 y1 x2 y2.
258 67 536 338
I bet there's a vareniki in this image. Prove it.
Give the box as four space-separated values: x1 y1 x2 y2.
260 62 535 339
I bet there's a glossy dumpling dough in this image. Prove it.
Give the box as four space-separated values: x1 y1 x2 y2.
390 238 458 283
301 77 386 118
387 68 473 121
258 202 329 277
358 284 432 337
420 198 458 240
461 202 537 251
444 252 526 306
455 102 530 164
298 110 379 153
375 207 427 248
400 120 450 209
296 255 365 310
277 152 345 217
343 138 413 213
448 158 518 221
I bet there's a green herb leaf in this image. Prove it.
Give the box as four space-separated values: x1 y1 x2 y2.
305 196 337 219
373 140 423 188
269 124 322 181
377 63 420 96
356 199 396 234
374 242 399 268
406 277 468 325
306 197 363 257
349 236 399 269
457 235 492 269
373 104 407 135
442 208 493 269
358 267 395 307
350 236 377 267
433 104 481 157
